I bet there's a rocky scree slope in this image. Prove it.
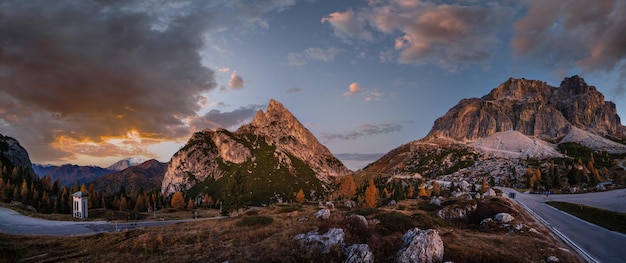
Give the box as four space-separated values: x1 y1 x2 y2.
161 99 350 203
365 76 626 176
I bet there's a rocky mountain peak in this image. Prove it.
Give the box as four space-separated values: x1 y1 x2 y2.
558 75 594 95
162 99 350 201
482 77 553 102
427 75 625 141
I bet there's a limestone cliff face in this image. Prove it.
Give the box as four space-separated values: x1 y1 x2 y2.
365 76 626 176
427 76 625 141
0 134 36 178
238 99 350 181
161 128 251 195
161 100 350 199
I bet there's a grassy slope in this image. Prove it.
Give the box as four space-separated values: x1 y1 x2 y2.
186 132 324 206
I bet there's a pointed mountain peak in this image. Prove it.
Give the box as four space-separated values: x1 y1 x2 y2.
251 99 298 128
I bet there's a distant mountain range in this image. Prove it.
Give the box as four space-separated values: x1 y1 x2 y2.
93 159 167 194
32 157 151 186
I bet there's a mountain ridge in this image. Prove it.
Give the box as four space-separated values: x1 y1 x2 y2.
365 75 626 177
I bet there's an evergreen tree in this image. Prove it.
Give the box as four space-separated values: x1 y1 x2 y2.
222 170 247 216
295 188 305 203
339 174 357 200
171 191 185 209
364 179 378 208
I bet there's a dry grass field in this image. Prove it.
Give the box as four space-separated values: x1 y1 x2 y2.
0 197 580 263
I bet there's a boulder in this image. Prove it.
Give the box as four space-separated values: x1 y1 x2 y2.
325 201 335 209
430 196 443 206
315 209 331 220
345 244 374 263
547 255 559 262
437 203 477 221
482 188 496 198
344 200 357 208
494 213 515 224
293 228 345 254
387 200 397 206
479 218 496 232
346 214 369 228
396 228 444 263
460 181 470 191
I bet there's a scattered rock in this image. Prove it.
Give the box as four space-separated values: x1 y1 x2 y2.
387 200 397 206
460 181 470 191
369 219 381 225
547 255 559 262
325 201 335 209
437 203 477 221
346 214 368 228
466 194 474 200
297 217 309 222
479 218 496 232
529 228 540 235
482 188 496 198
514 223 524 231
451 191 465 198
344 200 356 208
494 213 515 224
344 244 374 263
315 209 331 220
293 228 346 254
395 228 444 263
430 196 443 206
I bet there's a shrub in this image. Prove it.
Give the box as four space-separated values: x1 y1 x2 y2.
375 212 417 232
236 216 274 227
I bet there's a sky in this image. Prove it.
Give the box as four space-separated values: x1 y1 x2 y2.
1 0 626 170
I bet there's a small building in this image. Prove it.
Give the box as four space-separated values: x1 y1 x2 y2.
72 191 88 219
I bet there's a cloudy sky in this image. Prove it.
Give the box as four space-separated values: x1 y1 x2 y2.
1 0 625 170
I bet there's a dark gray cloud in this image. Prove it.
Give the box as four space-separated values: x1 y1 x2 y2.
323 0 512 71
191 104 266 131
321 123 403 141
286 87 303 93
513 0 626 95
0 0 294 163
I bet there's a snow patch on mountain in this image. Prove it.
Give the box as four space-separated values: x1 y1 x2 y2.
469 131 563 158
107 157 147 171
560 127 626 154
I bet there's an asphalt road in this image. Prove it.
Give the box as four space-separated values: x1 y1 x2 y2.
0 207 224 237
500 188 626 263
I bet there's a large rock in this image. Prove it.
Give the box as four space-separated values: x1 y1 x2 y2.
395 228 444 263
293 228 345 254
345 244 374 263
494 213 515 224
315 209 331 220
482 188 496 198
437 203 477 221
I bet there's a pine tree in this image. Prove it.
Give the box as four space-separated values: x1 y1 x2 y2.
187 199 194 209
364 179 378 208
171 191 185 209
295 188 305 203
339 174 356 200
119 196 128 211
432 181 440 196
481 178 489 193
